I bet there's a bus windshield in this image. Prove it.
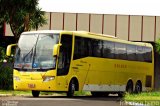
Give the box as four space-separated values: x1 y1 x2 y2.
14 33 59 71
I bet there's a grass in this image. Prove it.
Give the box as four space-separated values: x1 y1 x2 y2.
74 91 91 96
124 92 160 106
0 90 31 96
125 92 160 100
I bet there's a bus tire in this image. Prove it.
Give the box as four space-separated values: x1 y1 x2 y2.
67 80 76 97
126 80 133 94
32 90 40 97
135 81 142 93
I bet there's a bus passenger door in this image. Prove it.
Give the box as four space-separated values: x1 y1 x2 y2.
56 34 72 91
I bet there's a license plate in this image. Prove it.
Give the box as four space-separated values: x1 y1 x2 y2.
28 84 35 88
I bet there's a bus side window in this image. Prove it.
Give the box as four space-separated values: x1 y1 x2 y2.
136 46 144 62
127 45 136 61
74 36 84 59
74 36 90 59
92 39 102 57
57 35 72 76
144 47 152 62
103 41 114 59
115 43 127 60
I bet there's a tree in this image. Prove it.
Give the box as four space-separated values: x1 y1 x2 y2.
0 47 6 62
0 0 47 42
156 39 160 54
29 8 46 30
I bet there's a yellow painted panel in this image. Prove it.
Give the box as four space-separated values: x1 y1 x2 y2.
90 14 102 34
51 13 63 30
77 13 89 31
103 14 116 36
130 16 142 41
117 15 128 40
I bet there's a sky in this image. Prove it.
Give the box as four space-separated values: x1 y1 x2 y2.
38 0 160 16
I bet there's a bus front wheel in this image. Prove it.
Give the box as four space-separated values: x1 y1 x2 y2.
67 80 76 97
32 90 40 97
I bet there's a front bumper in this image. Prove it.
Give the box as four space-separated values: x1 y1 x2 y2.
14 79 57 91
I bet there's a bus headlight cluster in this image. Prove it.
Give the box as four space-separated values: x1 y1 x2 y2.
43 76 55 82
14 76 21 81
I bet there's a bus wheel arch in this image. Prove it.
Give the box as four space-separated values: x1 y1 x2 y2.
135 80 142 93
32 90 40 97
126 79 133 94
67 77 79 97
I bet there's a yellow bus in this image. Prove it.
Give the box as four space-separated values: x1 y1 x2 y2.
6 30 154 97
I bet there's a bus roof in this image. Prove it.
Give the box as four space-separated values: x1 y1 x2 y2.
22 30 152 47
22 30 116 39
22 30 63 34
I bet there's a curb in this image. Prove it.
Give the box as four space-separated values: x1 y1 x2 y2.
0 94 13 97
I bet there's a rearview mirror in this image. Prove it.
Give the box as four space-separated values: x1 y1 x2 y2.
53 44 62 56
6 44 17 56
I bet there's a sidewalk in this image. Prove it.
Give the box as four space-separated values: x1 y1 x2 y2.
0 90 65 97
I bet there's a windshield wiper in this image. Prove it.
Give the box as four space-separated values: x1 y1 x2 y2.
21 46 35 70
22 46 34 61
21 35 39 70
31 35 40 69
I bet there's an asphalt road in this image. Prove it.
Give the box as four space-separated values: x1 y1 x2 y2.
0 96 128 106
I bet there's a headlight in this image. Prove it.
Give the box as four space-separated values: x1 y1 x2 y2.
43 76 55 82
14 76 20 81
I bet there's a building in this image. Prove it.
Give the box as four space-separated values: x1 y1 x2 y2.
5 12 160 42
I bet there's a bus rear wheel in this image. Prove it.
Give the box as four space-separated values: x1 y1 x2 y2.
126 80 133 94
135 81 142 93
32 90 40 97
